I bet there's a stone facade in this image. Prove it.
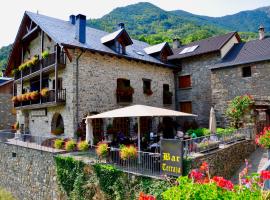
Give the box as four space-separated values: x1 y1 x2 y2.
0 142 63 200
176 53 220 127
190 140 256 179
211 61 270 126
0 94 16 129
15 32 175 138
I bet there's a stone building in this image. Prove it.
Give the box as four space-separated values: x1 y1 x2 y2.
168 32 241 127
210 26 270 131
5 12 176 139
0 76 15 129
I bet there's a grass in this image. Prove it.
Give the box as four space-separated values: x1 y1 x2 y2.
0 188 15 200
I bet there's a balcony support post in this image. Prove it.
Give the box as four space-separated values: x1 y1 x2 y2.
55 45 59 102
40 31 44 104
21 47 23 107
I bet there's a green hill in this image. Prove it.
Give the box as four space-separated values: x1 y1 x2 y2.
0 44 12 75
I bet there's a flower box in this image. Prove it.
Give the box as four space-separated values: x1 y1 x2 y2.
197 141 219 153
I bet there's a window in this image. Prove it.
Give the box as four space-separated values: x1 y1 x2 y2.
179 45 199 55
116 39 126 55
179 75 191 89
143 79 152 95
242 66 251 77
116 78 133 103
180 102 192 114
163 84 172 104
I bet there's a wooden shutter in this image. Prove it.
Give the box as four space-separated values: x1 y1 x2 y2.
180 102 192 113
179 75 191 89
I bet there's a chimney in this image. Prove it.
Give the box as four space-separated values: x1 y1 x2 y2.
75 14 86 43
69 15 76 25
172 38 181 49
117 22 125 30
259 25 265 40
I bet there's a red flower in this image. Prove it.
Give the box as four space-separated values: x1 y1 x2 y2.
212 176 234 190
200 161 209 172
260 170 270 181
189 169 204 182
138 192 156 200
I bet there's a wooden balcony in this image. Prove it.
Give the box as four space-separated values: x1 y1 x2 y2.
14 89 66 110
14 52 66 81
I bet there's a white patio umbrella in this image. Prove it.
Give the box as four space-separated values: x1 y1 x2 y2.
85 104 197 151
209 107 217 134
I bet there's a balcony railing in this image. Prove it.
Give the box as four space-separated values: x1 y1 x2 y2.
14 52 66 80
14 89 66 108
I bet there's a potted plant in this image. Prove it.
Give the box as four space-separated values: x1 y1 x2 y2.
11 96 18 104
42 50 49 59
30 91 39 101
54 139 64 149
40 88 49 97
96 142 109 159
77 141 89 151
16 95 23 102
65 140 77 151
144 88 153 96
119 145 137 160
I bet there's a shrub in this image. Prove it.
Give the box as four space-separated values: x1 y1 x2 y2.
96 142 108 158
42 50 49 59
256 126 270 149
120 145 137 160
54 139 64 149
226 94 254 128
0 188 15 200
77 141 89 151
65 140 77 151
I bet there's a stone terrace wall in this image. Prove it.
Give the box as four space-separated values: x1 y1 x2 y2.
0 142 64 200
0 94 15 129
190 140 256 179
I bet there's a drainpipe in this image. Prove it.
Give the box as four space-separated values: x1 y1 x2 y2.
75 50 84 133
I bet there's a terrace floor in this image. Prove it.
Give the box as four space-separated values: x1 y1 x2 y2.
231 147 268 184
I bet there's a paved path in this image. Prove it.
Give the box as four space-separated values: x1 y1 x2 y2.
231 147 268 184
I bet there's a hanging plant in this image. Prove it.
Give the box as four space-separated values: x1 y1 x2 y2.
144 88 153 96
40 88 49 97
30 91 39 101
11 96 18 103
42 50 49 59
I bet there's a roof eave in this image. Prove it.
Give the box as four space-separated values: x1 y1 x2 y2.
61 43 177 69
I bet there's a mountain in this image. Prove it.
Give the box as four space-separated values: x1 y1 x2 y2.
87 2 268 45
172 6 270 32
87 2 226 45
0 44 12 75
1 3 269 71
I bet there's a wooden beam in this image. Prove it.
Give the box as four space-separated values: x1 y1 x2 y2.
63 47 72 62
22 26 39 41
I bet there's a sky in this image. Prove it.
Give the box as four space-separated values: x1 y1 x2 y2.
0 0 269 48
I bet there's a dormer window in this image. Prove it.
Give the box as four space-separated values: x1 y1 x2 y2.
144 42 173 62
101 26 133 55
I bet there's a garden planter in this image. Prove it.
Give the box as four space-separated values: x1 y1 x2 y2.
223 137 235 144
235 135 246 141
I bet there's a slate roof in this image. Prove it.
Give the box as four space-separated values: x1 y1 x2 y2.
0 77 13 86
168 32 239 60
25 11 174 68
144 42 167 55
211 37 270 70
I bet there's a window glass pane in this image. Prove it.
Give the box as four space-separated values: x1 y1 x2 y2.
179 75 191 88
180 102 192 113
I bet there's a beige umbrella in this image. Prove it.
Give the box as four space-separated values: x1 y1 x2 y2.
85 104 197 151
209 107 217 134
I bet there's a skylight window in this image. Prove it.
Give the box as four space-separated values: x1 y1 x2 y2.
133 50 144 56
179 45 199 55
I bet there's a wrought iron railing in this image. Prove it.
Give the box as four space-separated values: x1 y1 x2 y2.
183 127 253 157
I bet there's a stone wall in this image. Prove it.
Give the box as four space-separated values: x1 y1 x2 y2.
211 61 270 126
190 140 256 179
0 142 63 200
175 53 220 127
0 94 15 129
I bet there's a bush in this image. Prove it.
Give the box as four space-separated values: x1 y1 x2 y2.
96 142 108 158
65 140 77 151
120 145 137 160
77 141 89 151
54 139 64 149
